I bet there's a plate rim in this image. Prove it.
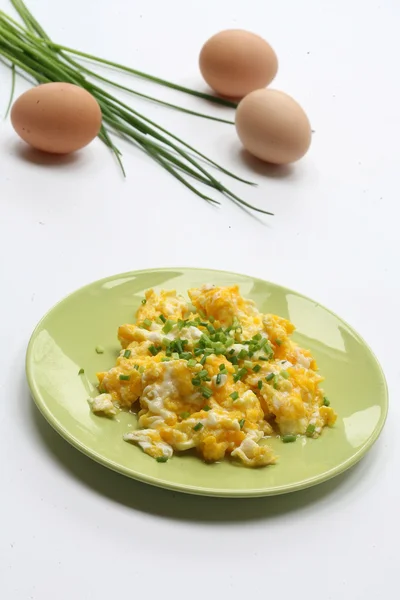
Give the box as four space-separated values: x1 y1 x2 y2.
26 266 389 498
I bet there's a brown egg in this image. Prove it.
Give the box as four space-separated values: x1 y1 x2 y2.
11 82 102 154
199 29 278 99
235 89 312 164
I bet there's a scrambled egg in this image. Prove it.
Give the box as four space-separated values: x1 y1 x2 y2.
91 285 336 467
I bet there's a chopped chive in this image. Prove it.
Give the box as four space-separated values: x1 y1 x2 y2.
119 374 130 381
78 368 84 375
229 348 235 355
161 357 171 362
171 352 180 360
139 366 145 373
194 348 204 356
323 397 330 406
134 365 140 370
273 382 279 390
259 356 269 361
230 391 239 401
95 345 104 354
149 345 159 356
193 422 204 432
156 456 168 463
275 339 282 346
280 370 290 379
187 359 197 368
207 324 215 334
198 369 209 379
159 314 167 323
200 355 207 366
253 364 261 373
141 299 147 305
177 319 186 330
266 373 275 382
282 435 297 443
201 386 212 399
229 356 238 365
239 418 245 429
209 316 215 323
257 380 263 390
203 405 211 411
238 349 248 360
123 349 132 359
198 310 207 320
180 352 192 360
143 318 152 329
192 378 201 386
306 424 316 436
162 320 174 334
219 364 226 372
244 360 253 370
180 411 190 419
252 333 262 341
216 373 222 385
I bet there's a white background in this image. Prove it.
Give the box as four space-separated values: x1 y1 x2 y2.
0 0 398 598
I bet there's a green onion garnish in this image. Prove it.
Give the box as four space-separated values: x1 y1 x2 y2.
143 318 152 329
200 355 207 366
239 418 245 429
216 373 222 385
95 345 104 354
238 349 248 359
141 299 147 305
162 320 174 334
203 405 211 411
177 319 186 330
171 352 180 360
280 370 289 379
219 364 226 372
306 424 316 436
323 397 330 406
161 357 171 362
253 364 261 373
273 382 279 390
282 435 297 443
139 366 145 373
78 368 84 375
192 378 201 386
275 339 282 346
252 333 262 341
266 373 275 382
209 316 215 323
123 349 131 359
159 314 166 323
119 374 130 381
193 422 204 432
257 380 263 390
149 345 159 356
156 456 168 463
230 391 239 401
134 365 140 370
201 386 212 399
187 359 197 368
180 412 190 419
180 352 192 361
198 369 209 379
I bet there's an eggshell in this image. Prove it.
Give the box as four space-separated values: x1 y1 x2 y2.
11 82 102 154
235 89 312 164
199 30 278 98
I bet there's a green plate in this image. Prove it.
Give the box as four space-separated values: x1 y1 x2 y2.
26 268 388 497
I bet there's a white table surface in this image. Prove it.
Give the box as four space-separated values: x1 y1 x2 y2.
0 0 398 598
